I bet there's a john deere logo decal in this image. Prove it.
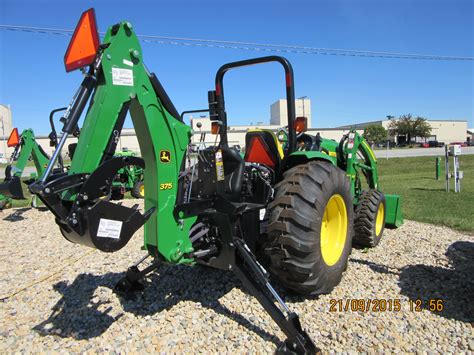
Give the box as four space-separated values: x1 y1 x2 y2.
160 150 171 163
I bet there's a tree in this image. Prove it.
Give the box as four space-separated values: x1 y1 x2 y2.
412 116 432 141
363 124 387 144
388 114 432 143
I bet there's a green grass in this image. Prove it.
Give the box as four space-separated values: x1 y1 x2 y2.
377 155 474 232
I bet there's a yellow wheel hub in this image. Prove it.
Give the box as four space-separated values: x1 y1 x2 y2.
321 194 348 266
375 203 384 236
139 184 145 197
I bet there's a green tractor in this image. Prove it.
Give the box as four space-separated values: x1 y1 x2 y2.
110 149 144 200
30 9 402 353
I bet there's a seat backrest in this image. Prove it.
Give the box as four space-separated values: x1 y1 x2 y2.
221 147 245 201
244 130 284 170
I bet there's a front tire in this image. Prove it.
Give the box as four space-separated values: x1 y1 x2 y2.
264 160 354 295
353 189 386 247
131 181 145 199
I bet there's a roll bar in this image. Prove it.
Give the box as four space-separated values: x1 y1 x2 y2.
213 56 297 154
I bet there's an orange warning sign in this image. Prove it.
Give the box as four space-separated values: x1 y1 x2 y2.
64 8 100 72
7 128 20 147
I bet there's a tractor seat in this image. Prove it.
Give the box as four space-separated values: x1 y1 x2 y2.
221 147 245 201
244 130 284 171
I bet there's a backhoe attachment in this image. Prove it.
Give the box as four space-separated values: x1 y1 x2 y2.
0 128 51 201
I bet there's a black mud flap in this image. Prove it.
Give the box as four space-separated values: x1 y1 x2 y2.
0 176 25 199
60 200 155 252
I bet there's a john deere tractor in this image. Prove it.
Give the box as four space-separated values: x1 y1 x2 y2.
30 9 402 353
110 150 144 200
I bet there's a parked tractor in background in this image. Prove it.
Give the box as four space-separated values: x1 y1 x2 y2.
111 149 144 200
30 9 402 353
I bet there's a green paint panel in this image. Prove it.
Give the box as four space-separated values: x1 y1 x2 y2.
288 150 336 165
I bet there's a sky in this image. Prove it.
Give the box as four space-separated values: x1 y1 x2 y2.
0 0 473 135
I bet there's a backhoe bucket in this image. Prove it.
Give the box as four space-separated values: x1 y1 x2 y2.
0 176 25 200
385 194 403 228
30 155 153 252
58 199 155 252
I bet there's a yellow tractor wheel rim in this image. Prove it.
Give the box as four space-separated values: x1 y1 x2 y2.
139 184 145 197
320 194 348 266
375 203 385 236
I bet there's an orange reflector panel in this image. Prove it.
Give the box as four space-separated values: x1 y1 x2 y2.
211 121 220 135
64 8 100 72
245 136 276 169
294 116 308 133
7 128 20 147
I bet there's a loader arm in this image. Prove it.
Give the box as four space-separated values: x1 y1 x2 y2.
30 21 195 262
340 130 403 227
340 130 379 196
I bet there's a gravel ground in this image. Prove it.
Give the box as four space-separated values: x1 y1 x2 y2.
0 200 473 353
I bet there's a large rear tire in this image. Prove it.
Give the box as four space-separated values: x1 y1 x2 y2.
264 160 354 295
353 189 386 248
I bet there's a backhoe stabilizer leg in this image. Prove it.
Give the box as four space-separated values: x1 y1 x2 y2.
232 238 319 354
115 253 161 294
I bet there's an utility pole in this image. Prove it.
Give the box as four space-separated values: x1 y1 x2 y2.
1 114 6 164
386 115 394 160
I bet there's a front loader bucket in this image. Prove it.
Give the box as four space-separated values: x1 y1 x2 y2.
0 176 25 200
385 194 403 228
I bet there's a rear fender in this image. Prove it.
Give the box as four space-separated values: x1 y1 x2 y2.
285 151 336 170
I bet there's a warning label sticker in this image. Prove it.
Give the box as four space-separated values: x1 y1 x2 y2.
112 67 134 86
215 149 225 182
97 218 123 239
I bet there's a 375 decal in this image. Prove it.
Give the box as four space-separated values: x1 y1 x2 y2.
159 182 173 190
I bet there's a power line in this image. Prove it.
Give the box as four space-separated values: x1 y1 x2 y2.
0 24 472 61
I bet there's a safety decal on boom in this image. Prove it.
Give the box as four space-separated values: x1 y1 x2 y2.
97 218 123 239
112 67 134 86
160 150 171 163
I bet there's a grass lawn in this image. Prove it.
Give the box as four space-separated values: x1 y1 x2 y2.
377 154 473 232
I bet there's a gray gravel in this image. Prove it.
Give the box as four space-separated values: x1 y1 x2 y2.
0 200 473 353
